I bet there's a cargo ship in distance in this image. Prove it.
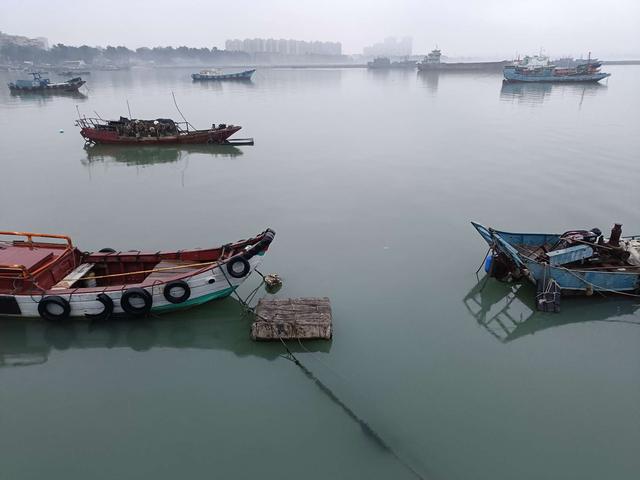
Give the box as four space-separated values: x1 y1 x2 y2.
417 48 510 72
367 57 417 69
503 54 610 83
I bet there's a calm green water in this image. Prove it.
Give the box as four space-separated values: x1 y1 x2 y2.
1 67 639 480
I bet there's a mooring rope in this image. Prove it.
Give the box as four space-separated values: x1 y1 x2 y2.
219 271 427 479
277 338 427 480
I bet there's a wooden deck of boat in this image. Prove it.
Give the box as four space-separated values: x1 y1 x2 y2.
515 244 547 259
145 259 204 282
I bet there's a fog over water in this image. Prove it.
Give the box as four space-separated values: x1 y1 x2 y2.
1 64 639 480
4 0 640 58
1 2 640 480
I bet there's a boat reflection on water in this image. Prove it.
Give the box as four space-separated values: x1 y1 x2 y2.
417 70 439 93
0 299 331 369
9 89 88 102
463 278 639 343
81 143 244 166
500 81 606 105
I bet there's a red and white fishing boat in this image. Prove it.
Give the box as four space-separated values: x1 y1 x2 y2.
0 229 275 320
76 117 242 145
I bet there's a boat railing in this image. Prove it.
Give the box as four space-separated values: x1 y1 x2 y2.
0 231 74 280
0 231 73 248
75 117 192 133
75 117 108 129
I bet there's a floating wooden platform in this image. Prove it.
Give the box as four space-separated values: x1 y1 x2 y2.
251 297 332 341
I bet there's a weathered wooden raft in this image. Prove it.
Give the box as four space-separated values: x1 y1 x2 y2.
251 297 332 341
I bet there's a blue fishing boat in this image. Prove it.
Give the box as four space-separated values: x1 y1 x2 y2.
503 54 610 83
191 68 255 81
8 72 85 92
472 222 640 312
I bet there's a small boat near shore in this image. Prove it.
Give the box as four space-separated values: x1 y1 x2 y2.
0 229 275 320
472 222 640 312
58 70 91 76
76 116 242 145
8 72 85 92
192 68 255 81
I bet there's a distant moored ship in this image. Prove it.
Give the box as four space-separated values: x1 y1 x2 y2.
503 54 610 83
191 68 255 81
8 72 85 92
417 48 510 72
367 57 417 69
76 117 242 145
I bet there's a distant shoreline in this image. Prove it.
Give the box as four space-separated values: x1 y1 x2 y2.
2 60 638 72
162 60 640 69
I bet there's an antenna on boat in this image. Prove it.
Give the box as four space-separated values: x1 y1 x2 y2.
126 99 132 119
93 111 104 120
171 91 196 131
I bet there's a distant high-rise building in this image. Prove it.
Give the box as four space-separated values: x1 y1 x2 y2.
224 38 342 56
0 31 48 49
363 37 412 57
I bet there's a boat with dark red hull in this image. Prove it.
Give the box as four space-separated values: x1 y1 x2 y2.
76 116 242 145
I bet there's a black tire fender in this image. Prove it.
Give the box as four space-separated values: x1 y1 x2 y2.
99 248 116 253
163 280 191 304
38 295 71 322
120 288 153 316
226 255 250 279
85 293 114 320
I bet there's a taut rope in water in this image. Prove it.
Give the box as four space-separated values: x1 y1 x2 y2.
222 276 427 479
277 338 427 480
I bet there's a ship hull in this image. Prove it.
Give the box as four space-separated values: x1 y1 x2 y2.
418 61 510 72
80 126 241 145
192 69 255 81
503 71 610 83
8 80 85 92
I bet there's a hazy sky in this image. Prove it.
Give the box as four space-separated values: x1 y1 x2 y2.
4 0 639 58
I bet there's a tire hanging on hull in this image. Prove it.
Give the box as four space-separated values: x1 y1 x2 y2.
38 296 71 322
85 293 115 321
163 280 191 304
120 288 153 316
226 256 250 278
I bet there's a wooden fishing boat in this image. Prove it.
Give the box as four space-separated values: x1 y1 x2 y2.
0 229 275 320
472 222 640 311
76 117 241 145
191 68 255 81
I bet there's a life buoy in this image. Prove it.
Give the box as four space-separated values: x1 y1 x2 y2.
163 280 191 304
38 296 71 322
226 255 250 278
85 293 114 320
120 288 152 316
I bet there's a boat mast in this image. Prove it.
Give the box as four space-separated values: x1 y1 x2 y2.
172 91 196 131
